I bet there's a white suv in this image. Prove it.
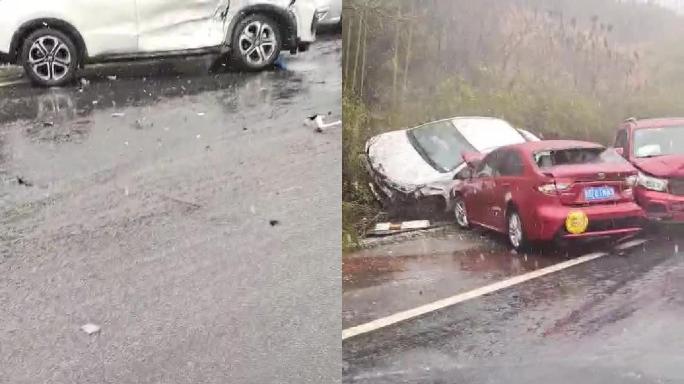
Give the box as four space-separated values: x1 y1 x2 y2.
0 0 326 87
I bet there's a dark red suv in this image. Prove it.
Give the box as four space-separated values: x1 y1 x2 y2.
451 140 645 250
614 118 684 222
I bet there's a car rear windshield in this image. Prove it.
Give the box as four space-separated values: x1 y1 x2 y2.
407 120 476 172
633 125 684 158
533 147 627 169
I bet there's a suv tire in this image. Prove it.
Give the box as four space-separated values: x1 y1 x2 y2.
231 14 282 71
21 28 79 87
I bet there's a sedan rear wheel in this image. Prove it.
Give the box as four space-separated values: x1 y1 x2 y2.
454 196 470 229
507 211 528 251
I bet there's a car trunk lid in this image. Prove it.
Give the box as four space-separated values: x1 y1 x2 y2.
544 164 636 205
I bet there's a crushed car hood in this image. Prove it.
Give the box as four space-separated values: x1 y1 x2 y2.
366 130 447 188
633 155 684 178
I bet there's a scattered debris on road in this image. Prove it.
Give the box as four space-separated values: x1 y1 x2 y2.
107 75 117 81
134 118 152 130
368 220 432 237
269 220 280 227
16 176 32 187
306 114 341 133
80 323 101 335
358 224 474 249
111 112 125 118
159 194 201 210
275 56 286 70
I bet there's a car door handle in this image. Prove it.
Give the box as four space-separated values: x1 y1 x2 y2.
500 182 511 187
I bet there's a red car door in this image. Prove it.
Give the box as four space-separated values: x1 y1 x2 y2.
480 179 498 228
468 153 498 227
490 150 525 231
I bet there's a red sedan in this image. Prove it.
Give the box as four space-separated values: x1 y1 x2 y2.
614 118 684 222
451 140 646 250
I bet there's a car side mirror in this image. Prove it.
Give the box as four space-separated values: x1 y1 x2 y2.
466 159 482 173
454 168 472 180
462 151 483 170
614 147 625 157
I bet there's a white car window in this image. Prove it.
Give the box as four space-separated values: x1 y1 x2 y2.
453 118 526 152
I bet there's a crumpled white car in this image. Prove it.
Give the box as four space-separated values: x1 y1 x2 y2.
0 0 327 86
364 116 540 214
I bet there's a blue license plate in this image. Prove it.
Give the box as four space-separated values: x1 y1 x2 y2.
584 186 615 201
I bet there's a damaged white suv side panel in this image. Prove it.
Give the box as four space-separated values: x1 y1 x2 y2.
137 0 321 53
136 0 232 52
0 0 324 87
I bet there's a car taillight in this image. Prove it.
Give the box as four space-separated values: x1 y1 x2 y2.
537 183 570 195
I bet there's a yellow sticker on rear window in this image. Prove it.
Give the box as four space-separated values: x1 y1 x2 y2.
565 211 589 234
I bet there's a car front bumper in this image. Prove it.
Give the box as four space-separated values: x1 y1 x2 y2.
635 187 684 222
530 202 646 241
285 5 325 54
361 152 452 210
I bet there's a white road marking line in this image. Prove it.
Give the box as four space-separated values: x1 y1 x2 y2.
342 252 608 340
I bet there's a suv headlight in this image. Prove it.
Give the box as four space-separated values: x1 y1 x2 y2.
637 171 668 192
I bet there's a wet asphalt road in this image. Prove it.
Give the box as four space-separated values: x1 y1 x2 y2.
344 226 684 383
0 37 341 383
